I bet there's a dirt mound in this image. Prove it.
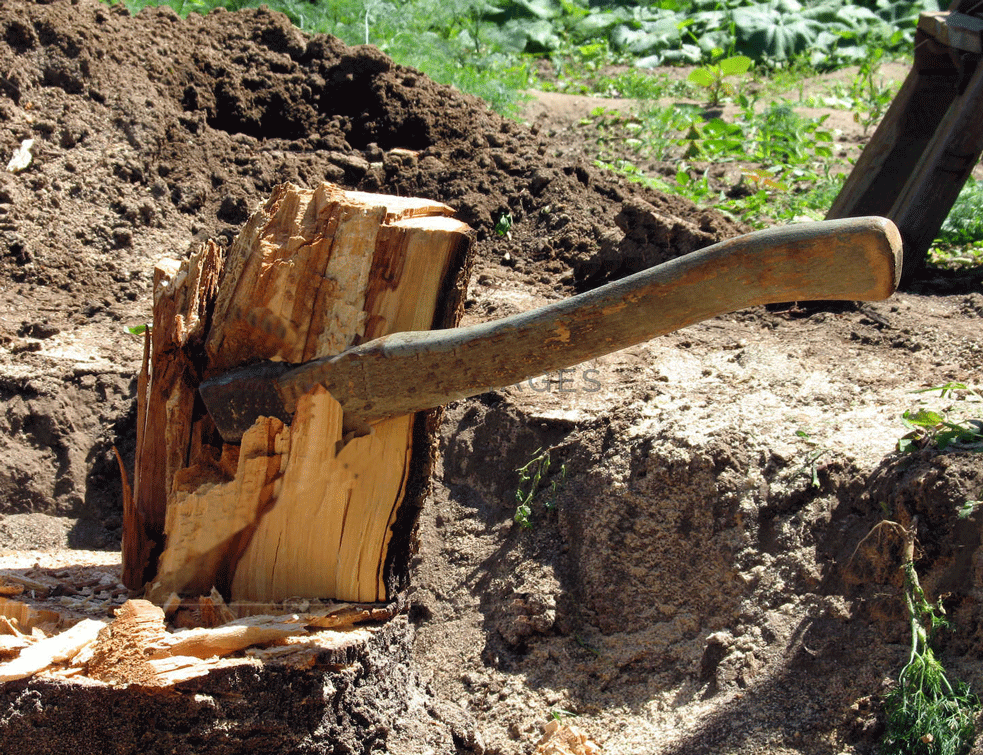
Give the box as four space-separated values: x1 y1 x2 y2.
1 1 982 754
0 0 745 547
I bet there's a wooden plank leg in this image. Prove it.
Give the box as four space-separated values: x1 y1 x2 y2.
889 57 983 276
827 30 961 221
128 182 474 607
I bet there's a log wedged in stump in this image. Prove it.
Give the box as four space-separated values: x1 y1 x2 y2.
126 181 474 607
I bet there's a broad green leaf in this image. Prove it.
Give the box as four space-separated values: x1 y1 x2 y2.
718 55 752 76
733 5 822 61
573 11 622 37
523 18 562 50
661 43 701 64
687 68 716 87
903 409 946 428
509 0 561 20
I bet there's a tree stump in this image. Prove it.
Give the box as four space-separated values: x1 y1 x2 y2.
125 182 474 609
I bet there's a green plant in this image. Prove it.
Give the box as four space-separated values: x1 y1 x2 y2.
591 69 693 100
495 211 514 238
897 383 983 453
911 383 982 400
549 708 579 721
937 180 983 247
687 52 752 106
790 429 829 488
881 524 979 755
513 447 565 529
956 500 981 519
850 46 896 135
677 117 744 159
898 410 983 453
744 100 834 164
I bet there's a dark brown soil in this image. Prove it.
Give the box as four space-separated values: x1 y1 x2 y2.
0 1 981 753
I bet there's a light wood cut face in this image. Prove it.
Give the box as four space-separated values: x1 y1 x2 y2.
133 182 472 605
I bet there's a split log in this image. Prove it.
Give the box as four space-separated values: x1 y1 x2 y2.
125 182 474 610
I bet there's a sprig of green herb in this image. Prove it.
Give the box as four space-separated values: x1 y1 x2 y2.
514 447 565 529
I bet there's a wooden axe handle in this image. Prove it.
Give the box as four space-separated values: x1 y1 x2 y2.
202 216 902 442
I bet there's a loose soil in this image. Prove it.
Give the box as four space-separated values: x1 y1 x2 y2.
0 1 982 753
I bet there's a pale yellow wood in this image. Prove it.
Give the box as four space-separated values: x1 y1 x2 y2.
365 215 462 338
144 181 471 607
151 615 308 659
205 182 459 370
229 388 413 602
0 618 105 682
0 597 64 633
147 419 288 602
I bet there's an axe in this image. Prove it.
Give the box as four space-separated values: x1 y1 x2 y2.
199 216 902 443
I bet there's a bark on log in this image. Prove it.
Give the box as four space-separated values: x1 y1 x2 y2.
124 182 474 607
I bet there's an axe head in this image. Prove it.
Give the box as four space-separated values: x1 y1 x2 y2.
199 360 293 443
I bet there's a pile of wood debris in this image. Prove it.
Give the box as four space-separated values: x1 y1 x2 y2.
0 556 397 687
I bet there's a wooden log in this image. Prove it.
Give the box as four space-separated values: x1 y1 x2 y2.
125 240 225 589
127 182 474 609
919 10 983 54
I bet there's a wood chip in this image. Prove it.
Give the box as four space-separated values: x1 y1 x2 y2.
0 573 49 596
533 721 601 755
151 615 309 659
0 618 105 682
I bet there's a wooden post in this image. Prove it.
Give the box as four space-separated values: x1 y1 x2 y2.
124 182 474 609
827 0 983 281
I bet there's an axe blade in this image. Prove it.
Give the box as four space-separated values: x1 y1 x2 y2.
199 360 293 443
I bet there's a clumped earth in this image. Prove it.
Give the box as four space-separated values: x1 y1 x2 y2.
0 1 982 753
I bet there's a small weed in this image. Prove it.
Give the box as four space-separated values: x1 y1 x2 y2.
896 383 983 454
911 383 982 401
898 410 983 454
513 447 566 530
791 429 829 488
957 500 981 520
593 69 693 100
850 47 896 136
880 522 980 755
549 708 579 721
574 634 600 656
495 211 514 238
743 100 833 165
687 51 752 106
126 323 150 336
